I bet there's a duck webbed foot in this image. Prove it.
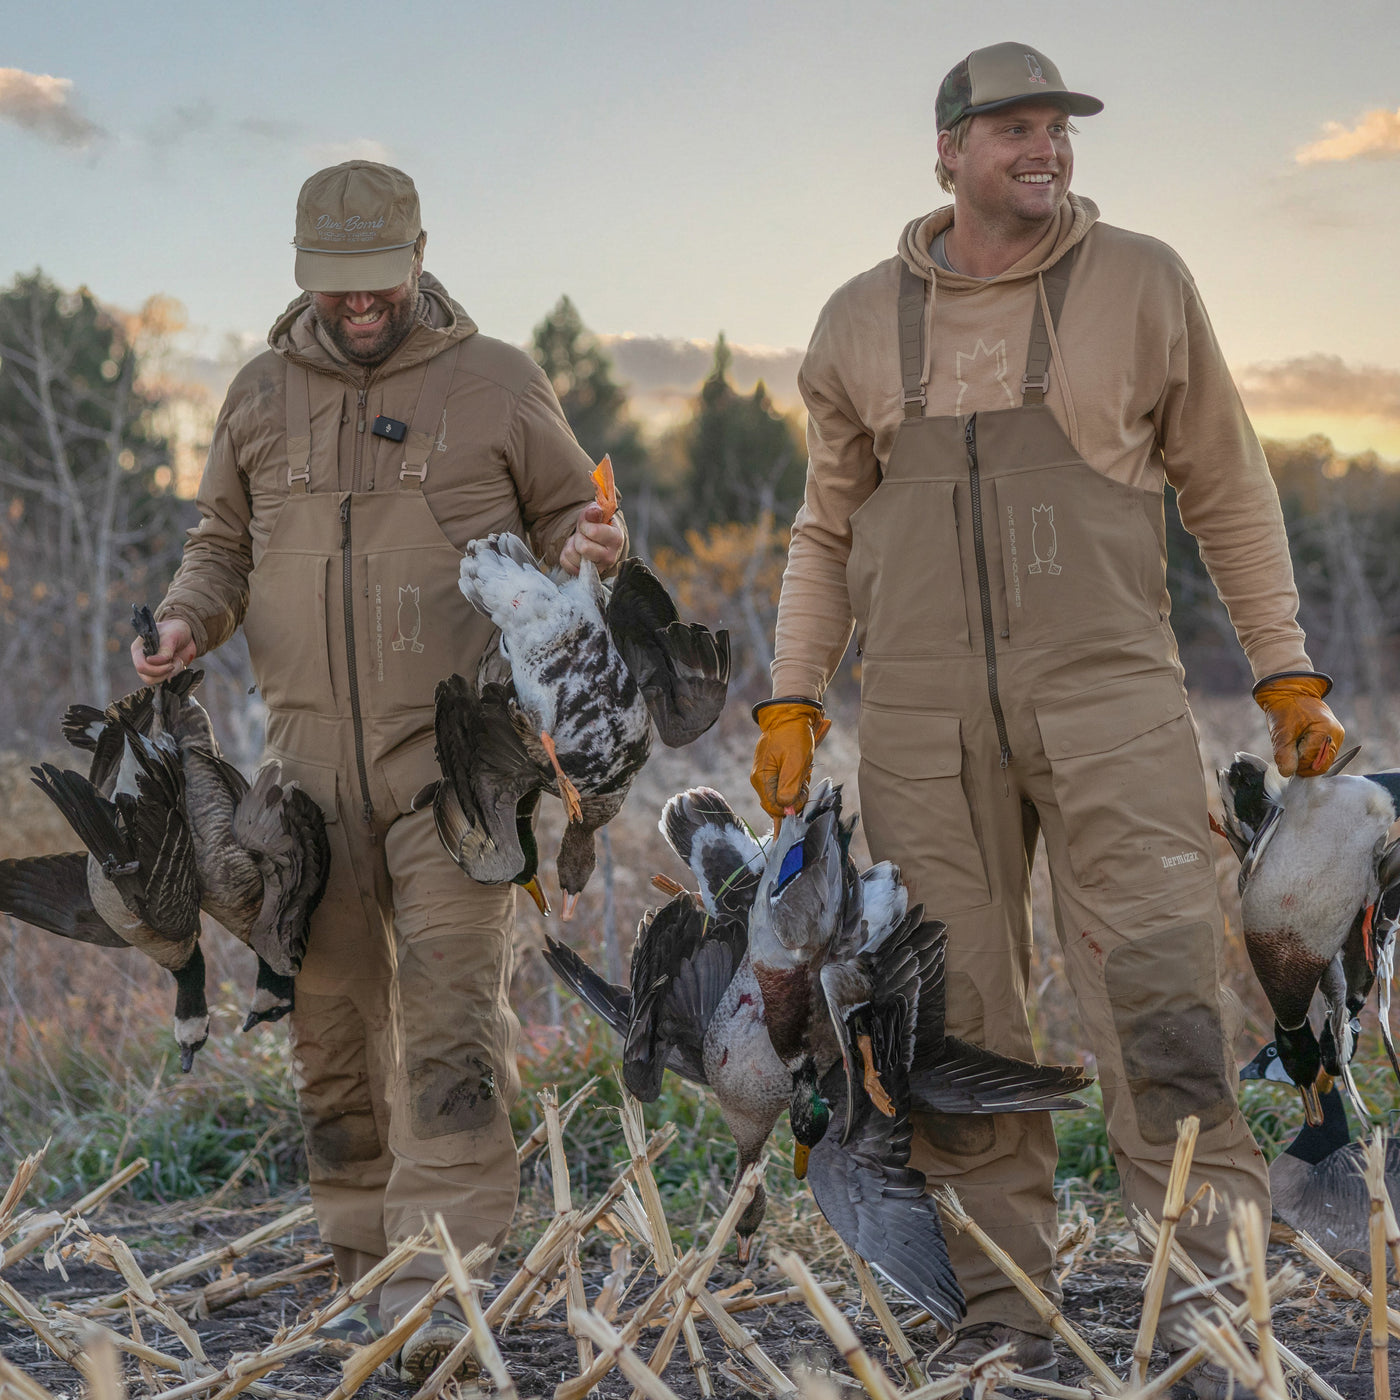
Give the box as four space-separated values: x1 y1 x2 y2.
857 1032 896 1118
591 455 620 522
539 730 583 823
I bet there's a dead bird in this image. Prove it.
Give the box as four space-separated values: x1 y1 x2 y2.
1241 1039 1400 1268
446 473 728 917
9 726 209 1070
1216 748 1400 1124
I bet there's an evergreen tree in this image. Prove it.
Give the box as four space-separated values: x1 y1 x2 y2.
684 332 806 528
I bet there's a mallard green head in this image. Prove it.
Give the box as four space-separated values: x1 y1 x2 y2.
788 1058 831 1180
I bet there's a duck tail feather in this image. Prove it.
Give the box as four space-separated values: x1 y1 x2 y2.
61 704 106 752
541 934 630 1037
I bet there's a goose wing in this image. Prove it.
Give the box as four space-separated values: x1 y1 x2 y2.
0 853 131 947
606 558 730 748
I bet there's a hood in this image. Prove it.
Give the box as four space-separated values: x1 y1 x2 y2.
266 270 478 379
897 193 1099 289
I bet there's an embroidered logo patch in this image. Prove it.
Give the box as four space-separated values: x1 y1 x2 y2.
1025 54 1047 85
1027 504 1062 576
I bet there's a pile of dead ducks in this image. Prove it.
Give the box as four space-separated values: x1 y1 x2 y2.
544 780 1092 1327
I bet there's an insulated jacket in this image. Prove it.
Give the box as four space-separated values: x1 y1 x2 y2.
772 195 1310 700
159 272 607 656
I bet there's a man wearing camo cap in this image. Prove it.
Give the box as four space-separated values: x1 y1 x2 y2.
751 41 1341 1399
135 161 624 1383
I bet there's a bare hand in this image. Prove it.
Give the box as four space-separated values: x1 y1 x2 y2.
559 502 625 576
131 617 197 684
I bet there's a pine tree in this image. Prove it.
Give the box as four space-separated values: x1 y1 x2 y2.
683 332 805 528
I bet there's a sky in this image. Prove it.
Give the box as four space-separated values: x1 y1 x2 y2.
6 0 1400 456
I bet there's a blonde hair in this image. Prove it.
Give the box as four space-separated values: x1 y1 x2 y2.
935 117 972 194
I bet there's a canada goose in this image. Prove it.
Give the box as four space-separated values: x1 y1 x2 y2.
1240 1040 1400 1269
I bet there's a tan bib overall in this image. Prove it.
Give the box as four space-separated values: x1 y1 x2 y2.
848 253 1268 1341
242 348 521 1323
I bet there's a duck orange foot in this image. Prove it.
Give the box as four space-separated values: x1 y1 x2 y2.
857 1033 896 1117
539 730 583 823
591 454 620 523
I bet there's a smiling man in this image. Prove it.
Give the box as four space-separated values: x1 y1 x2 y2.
134 161 623 1383
751 43 1341 1398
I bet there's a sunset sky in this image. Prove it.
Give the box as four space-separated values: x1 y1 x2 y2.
6 0 1399 456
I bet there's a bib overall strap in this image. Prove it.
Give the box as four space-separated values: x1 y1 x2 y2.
897 260 928 419
1022 243 1079 406
285 364 313 494
399 342 462 490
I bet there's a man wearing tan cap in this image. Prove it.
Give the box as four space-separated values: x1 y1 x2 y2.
751 42 1341 1398
133 160 624 1381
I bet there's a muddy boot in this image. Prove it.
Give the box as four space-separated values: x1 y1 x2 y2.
398 1309 478 1385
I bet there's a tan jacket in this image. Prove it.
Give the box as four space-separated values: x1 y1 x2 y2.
159 273 610 653
773 196 1310 700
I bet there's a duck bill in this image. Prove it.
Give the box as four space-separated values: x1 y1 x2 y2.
1298 1079 1325 1128
560 890 581 922
521 876 551 917
792 1143 810 1180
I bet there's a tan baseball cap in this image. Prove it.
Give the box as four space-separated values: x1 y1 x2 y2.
936 42 1103 131
293 161 422 293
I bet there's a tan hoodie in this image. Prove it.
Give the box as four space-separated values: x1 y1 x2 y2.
772 195 1310 700
159 272 611 654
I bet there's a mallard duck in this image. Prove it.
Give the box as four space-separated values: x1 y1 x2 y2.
449 500 729 918
1240 1040 1400 1267
1216 749 1400 1124
66 625 331 1029
14 726 209 1070
543 890 784 1264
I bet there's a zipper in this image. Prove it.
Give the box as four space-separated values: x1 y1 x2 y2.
340 496 374 828
964 415 1012 769
353 388 367 490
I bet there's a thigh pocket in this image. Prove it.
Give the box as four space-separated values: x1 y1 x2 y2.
245 553 335 711
858 707 991 913
1036 674 1210 906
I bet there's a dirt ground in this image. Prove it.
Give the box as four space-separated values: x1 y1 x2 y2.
0 1184 1394 1400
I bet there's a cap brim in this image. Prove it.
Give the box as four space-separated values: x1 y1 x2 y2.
963 91 1104 121
294 244 416 293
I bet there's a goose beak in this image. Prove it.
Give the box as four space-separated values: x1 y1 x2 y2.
792 1143 810 1180
521 876 551 917
560 890 581 922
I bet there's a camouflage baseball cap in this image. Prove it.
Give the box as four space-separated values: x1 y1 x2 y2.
293 161 422 293
936 42 1103 131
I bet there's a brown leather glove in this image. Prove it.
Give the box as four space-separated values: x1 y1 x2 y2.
1252 671 1344 778
751 697 831 827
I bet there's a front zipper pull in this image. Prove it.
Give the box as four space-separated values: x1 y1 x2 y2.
340 496 351 544
356 389 367 433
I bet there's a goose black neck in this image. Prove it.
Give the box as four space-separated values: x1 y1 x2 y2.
1285 1086 1349 1165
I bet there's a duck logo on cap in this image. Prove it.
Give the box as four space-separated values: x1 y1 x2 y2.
1025 54 1047 84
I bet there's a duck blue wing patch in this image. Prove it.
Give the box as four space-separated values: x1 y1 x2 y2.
777 841 805 891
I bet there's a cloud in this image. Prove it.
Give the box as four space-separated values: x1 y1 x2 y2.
0 68 104 148
306 138 396 166
1296 107 1400 165
1236 354 1400 421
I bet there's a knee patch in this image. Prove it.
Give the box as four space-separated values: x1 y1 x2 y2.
290 996 384 1171
1104 921 1234 1145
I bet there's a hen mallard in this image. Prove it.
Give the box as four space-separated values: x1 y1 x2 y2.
66 615 331 1028
5 725 209 1069
1241 1040 1400 1267
439 469 729 918
1216 748 1400 1124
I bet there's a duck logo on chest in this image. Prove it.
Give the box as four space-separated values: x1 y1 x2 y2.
1027 504 1062 576
392 584 425 653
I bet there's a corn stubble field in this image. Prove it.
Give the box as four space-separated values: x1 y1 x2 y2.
1 696 1397 1398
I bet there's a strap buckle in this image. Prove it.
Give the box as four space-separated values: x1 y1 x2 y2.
1022 373 1050 396
399 460 428 484
287 465 311 488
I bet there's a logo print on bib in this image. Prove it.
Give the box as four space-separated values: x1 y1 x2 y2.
392 584 425 653
1027 505 1062 576
955 338 1015 414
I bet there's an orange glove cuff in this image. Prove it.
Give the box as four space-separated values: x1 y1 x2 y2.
750 699 831 822
1252 671 1344 778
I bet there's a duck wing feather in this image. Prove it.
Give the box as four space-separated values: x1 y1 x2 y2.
606 558 730 748
431 675 541 884
0 853 131 947
806 998 964 1329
